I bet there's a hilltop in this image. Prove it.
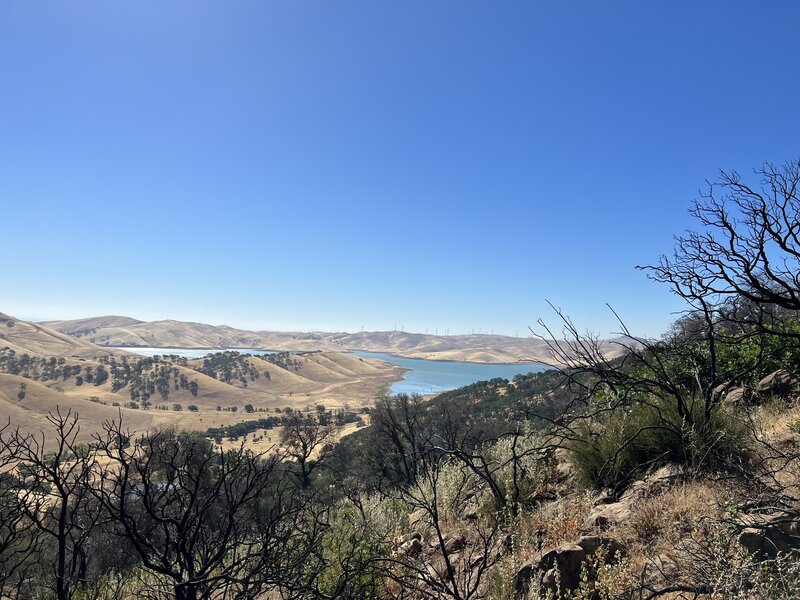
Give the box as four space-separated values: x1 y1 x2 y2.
41 315 624 364
0 312 121 358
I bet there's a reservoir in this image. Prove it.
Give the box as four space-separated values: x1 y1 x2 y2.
351 351 547 395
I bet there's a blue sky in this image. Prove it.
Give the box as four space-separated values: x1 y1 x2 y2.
2 1 799 337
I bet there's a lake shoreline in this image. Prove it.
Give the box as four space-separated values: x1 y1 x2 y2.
346 348 546 367
108 344 548 366
110 346 549 397
351 350 548 395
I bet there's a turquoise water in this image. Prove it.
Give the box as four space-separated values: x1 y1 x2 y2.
351 351 547 395
111 347 275 359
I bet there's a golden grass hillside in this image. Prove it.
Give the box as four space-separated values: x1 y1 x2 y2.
0 313 403 444
0 312 119 358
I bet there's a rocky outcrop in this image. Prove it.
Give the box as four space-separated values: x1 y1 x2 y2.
737 512 800 558
399 537 423 558
393 531 423 558
715 370 800 406
622 464 683 499
582 501 633 532
755 370 800 401
723 386 751 405
443 534 466 554
515 544 587 598
514 536 625 598
581 465 683 533
576 535 626 559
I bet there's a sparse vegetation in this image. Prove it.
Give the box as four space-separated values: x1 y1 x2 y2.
4 159 800 598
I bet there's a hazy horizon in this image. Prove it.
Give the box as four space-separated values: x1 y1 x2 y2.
21 310 582 340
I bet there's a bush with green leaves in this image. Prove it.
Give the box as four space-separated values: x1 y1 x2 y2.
312 495 404 598
569 393 748 490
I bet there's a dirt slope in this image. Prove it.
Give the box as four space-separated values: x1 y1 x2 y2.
0 313 119 358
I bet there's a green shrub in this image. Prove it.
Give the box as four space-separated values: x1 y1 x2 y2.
314 495 403 597
569 395 747 490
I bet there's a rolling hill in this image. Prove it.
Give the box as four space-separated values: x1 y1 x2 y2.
0 313 403 444
0 312 121 358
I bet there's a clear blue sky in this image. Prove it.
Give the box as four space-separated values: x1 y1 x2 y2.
3 1 799 337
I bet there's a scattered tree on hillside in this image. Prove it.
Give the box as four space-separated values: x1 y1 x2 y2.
0 352 202 406
263 352 303 372
198 351 259 385
93 365 108 386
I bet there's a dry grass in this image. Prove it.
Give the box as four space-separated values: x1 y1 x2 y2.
0 349 396 447
212 420 368 456
625 481 727 547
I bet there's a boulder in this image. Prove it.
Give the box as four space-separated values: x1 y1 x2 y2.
514 544 588 598
712 382 729 400
443 534 466 554
576 535 626 560
582 466 683 533
399 537 423 558
514 563 536 598
581 501 633 532
738 527 800 558
723 386 751 405
755 370 800 400
426 557 447 580
739 511 800 536
394 531 421 546
620 464 683 502
737 512 800 557
462 503 479 521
